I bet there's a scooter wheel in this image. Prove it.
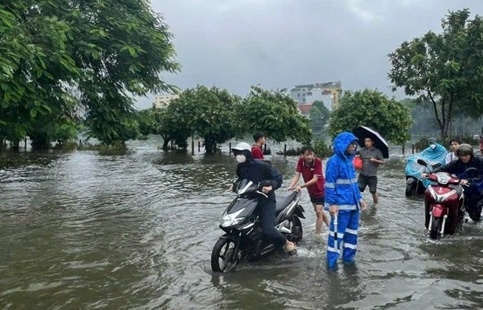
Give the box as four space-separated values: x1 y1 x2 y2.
211 237 239 273
429 217 441 240
405 183 414 197
287 215 303 242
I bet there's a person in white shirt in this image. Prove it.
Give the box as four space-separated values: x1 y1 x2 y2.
445 137 462 164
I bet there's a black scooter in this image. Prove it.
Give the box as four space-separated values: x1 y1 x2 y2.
211 179 305 272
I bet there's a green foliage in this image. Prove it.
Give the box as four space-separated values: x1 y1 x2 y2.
154 86 240 153
309 100 330 139
136 109 156 137
184 86 240 153
151 86 311 153
239 86 312 144
328 89 412 145
388 9 483 140
0 0 180 148
313 139 333 158
151 107 190 150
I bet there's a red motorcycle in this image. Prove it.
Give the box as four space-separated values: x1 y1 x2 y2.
418 159 473 239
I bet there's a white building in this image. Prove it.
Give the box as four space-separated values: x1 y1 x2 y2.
290 81 341 111
153 94 179 109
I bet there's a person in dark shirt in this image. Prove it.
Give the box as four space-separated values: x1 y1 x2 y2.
430 143 483 221
251 131 266 159
232 142 296 252
357 137 384 205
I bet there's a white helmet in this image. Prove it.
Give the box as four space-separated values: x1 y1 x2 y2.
232 142 251 152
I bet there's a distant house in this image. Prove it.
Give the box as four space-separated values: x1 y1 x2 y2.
153 94 179 109
290 81 341 110
298 103 313 117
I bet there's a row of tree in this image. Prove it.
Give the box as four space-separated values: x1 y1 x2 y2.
139 86 312 153
132 87 411 153
2 6 483 151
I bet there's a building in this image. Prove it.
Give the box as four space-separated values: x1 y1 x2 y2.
152 94 179 109
297 103 313 117
290 81 341 110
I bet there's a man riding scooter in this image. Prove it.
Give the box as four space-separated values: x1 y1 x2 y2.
428 144 483 222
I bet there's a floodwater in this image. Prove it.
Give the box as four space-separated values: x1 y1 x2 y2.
0 137 482 309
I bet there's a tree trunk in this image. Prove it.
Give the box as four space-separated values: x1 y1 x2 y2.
204 136 216 154
31 134 50 150
161 135 170 151
11 139 20 151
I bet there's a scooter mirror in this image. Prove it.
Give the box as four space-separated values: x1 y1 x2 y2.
417 158 428 166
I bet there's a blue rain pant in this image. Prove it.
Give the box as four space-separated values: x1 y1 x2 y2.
327 210 359 268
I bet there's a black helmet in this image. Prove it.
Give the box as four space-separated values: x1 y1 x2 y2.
456 143 473 157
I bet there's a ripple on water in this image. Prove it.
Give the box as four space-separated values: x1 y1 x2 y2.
0 141 482 309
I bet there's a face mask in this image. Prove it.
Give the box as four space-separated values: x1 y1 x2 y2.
236 154 246 163
429 144 436 149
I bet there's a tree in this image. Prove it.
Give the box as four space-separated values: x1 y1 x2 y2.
388 9 483 140
137 109 156 137
157 86 240 153
328 89 412 145
309 100 330 137
238 86 311 144
152 106 190 151
0 2 81 149
0 1 180 149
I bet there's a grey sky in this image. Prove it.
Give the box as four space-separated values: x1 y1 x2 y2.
135 0 483 109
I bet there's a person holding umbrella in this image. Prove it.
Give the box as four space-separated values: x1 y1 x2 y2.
352 126 389 205
357 136 384 205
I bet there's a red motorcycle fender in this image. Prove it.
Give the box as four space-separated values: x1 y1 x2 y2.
431 204 446 217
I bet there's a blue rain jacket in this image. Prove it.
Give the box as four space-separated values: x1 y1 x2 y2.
324 132 362 212
405 143 447 188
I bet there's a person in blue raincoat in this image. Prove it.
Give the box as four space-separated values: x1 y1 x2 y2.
405 138 447 189
324 132 367 268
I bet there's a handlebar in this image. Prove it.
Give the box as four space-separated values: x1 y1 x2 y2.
422 172 471 186
255 190 268 198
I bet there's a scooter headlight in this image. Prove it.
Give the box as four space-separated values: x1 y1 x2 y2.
436 173 450 185
220 209 245 227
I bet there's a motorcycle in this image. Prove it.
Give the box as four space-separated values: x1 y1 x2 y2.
405 155 442 197
418 159 476 239
211 179 305 272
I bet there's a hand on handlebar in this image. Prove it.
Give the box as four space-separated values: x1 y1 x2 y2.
261 185 273 194
287 186 302 192
256 189 269 198
460 179 470 186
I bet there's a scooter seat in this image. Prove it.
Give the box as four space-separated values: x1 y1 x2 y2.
275 191 297 213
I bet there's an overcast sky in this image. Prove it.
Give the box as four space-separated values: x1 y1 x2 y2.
135 0 483 109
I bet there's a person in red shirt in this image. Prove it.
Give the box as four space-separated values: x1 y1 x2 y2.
251 131 266 159
287 145 330 239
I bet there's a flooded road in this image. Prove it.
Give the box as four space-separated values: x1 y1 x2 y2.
0 137 482 309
